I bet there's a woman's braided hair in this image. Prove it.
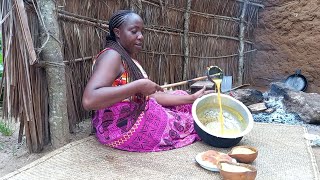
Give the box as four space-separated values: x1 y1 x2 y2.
106 10 145 82
105 10 147 120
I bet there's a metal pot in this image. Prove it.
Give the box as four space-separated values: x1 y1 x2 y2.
192 93 254 148
285 69 308 92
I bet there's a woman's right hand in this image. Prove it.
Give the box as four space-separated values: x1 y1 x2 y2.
135 79 164 95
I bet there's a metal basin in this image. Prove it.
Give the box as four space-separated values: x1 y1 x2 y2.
192 93 254 148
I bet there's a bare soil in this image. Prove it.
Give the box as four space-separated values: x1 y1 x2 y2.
0 120 92 177
251 0 320 93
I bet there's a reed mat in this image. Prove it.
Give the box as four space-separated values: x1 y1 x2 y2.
1 123 319 180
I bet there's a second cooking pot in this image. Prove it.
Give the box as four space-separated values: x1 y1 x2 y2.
285 69 308 92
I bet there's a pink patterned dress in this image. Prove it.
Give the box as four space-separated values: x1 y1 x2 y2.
92 49 200 152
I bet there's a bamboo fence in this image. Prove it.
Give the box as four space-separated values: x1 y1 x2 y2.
0 0 263 152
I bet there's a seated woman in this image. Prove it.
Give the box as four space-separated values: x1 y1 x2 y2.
82 10 212 152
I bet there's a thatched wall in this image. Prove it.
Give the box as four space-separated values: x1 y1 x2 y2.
57 0 263 85
1 0 263 152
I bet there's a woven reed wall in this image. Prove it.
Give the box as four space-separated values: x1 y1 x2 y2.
58 0 262 87
1 0 263 152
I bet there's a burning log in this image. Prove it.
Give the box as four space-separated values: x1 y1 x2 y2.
248 103 267 113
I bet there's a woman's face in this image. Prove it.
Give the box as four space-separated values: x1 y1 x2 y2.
115 14 144 57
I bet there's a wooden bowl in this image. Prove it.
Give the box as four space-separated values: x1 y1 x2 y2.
228 145 258 163
217 161 257 180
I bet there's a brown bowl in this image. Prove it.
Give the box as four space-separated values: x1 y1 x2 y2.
228 145 258 163
217 161 257 180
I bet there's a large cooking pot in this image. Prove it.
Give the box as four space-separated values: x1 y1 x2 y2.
192 93 254 148
285 69 308 92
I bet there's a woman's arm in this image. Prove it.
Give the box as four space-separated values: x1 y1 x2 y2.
150 86 213 106
82 50 162 110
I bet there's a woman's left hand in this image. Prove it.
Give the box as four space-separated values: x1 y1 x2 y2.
192 86 215 101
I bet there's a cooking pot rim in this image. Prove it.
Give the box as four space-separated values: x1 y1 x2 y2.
192 93 254 139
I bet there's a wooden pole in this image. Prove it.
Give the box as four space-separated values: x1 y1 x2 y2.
161 75 208 89
183 0 192 82
57 9 108 25
58 14 108 29
37 0 70 148
237 0 248 86
14 0 37 64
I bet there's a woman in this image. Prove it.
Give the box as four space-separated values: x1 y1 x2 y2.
82 10 211 152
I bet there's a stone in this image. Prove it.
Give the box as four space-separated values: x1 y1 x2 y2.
228 89 264 106
284 91 320 124
266 82 320 124
268 81 297 97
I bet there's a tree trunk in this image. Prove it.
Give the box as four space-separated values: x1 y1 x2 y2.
237 0 248 86
183 0 192 82
38 0 70 148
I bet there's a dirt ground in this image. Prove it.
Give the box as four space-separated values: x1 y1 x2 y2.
0 120 92 177
0 119 319 177
251 0 320 93
307 125 320 171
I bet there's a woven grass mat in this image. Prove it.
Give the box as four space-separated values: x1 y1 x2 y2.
1 123 319 180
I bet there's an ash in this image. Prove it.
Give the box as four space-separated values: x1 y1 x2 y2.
253 94 304 125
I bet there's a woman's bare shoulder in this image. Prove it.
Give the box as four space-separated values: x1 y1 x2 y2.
93 49 122 71
90 49 123 85
97 49 121 63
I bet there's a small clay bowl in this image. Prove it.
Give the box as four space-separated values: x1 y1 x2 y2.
228 145 258 163
217 161 257 180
